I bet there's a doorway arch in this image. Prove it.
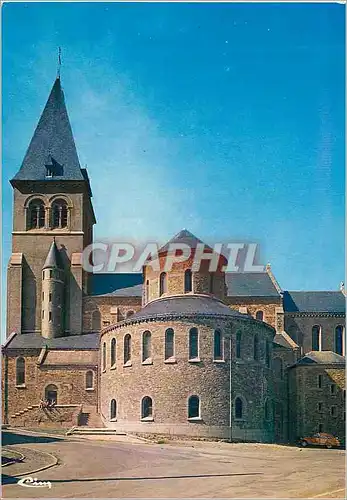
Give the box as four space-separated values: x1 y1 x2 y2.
45 384 58 404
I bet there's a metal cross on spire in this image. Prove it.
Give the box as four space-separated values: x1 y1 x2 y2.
57 47 62 79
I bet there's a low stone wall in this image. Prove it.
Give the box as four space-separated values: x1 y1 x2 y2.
9 404 82 428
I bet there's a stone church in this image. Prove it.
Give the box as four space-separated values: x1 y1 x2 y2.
2 75 346 443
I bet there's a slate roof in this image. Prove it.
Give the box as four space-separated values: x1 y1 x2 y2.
12 77 85 182
283 291 345 313
273 331 299 350
43 239 64 270
121 295 250 322
3 332 99 350
91 273 143 296
294 351 345 365
226 272 280 297
91 272 280 298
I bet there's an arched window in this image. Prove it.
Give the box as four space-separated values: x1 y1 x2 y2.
236 332 242 358
110 338 116 367
253 334 259 361
102 342 106 371
265 340 271 367
159 272 167 296
124 334 131 364
312 325 321 351
188 395 200 419
189 328 199 359
85 370 94 389
165 328 175 359
28 199 45 229
126 310 134 318
184 269 192 293
51 199 68 228
264 399 272 421
91 310 101 331
110 399 117 420
141 396 153 419
142 331 152 362
234 397 243 420
145 280 149 302
16 357 25 385
256 310 264 321
209 273 214 293
335 326 344 355
214 330 223 360
273 357 283 379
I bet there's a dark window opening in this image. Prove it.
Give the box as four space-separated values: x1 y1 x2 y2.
184 269 192 293
141 396 153 419
235 397 243 419
214 330 223 359
165 328 174 359
142 331 152 361
189 328 199 359
28 199 45 229
16 357 25 385
51 199 68 228
124 334 131 364
188 395 200 418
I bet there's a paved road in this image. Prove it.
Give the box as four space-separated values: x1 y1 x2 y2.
2 432 345 498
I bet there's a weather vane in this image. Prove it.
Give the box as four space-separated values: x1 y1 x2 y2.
57 47 62 79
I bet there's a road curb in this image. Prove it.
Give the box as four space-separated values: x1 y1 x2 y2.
5 446 59 478
2 448 25 468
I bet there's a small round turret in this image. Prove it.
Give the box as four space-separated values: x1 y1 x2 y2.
41 239 64 338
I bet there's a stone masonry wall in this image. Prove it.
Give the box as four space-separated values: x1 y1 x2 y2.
288 365 345 442
3 350 98 426
100 316 276 441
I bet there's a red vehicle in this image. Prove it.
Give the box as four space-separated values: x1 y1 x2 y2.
299 432 340 449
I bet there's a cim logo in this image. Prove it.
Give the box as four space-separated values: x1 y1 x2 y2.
17 477 52 489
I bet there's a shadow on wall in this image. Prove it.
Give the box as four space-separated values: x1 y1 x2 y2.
22 257 37 332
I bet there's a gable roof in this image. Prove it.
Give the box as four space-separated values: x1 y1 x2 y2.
294 351 345 365
226 272 280 297
283 291 345 313
12 77 85 182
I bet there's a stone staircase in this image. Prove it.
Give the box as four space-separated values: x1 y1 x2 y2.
67 427 125 436
67 405 125 436
9 404 82 428
77 405 104 428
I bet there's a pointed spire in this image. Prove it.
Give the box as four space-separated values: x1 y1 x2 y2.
12 77 84 182
43 239 64 270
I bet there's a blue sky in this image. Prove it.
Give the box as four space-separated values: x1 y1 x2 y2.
2 2 345 310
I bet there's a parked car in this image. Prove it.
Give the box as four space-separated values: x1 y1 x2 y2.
299 432 340 449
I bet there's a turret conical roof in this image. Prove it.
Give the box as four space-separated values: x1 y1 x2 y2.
12 77 84 182
43 239 64 270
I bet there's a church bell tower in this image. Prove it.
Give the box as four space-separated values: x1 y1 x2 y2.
7 75 96 338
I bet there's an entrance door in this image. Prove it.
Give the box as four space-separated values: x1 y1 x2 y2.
45 384 58 404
